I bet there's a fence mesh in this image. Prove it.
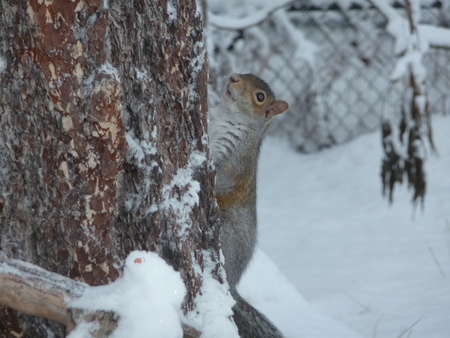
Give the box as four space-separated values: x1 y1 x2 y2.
209 2 450 152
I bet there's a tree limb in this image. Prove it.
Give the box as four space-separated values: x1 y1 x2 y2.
0 256 87 325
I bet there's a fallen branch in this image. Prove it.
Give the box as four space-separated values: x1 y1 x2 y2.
0 256 87 325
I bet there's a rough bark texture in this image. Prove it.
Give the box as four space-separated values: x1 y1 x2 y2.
0 0 221 337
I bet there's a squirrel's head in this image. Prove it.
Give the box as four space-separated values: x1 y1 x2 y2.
224 73 289 120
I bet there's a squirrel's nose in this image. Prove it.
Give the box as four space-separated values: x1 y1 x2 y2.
229 73 240 83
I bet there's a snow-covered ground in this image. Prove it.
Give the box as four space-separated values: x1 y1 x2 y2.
239 114 450 338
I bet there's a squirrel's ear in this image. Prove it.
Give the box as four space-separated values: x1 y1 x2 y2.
265 100 289 118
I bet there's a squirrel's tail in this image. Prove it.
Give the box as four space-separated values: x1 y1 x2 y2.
232 291 284 338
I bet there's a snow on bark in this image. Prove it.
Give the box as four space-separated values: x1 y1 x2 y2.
160 151 205 237
0 56 6 74
167 0 178 22
109 0 234 333
186 251 238 337
1 0 227 336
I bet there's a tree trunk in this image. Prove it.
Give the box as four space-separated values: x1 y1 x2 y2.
0 1 221 337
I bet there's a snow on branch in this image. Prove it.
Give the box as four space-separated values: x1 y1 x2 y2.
420 25 450 50
368 0 450 53
209 0 294 30
206 0 319 84
273 10 318 65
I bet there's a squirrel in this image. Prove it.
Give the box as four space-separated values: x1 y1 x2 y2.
209 73 289 338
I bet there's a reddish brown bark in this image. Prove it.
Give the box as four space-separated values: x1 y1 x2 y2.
0 0 220 337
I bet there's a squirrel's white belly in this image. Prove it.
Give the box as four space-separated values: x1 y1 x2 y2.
209 105 249 162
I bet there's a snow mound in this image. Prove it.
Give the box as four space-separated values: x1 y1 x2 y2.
69 251 186 338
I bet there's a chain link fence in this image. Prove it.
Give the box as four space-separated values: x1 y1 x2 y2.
209 2 450 152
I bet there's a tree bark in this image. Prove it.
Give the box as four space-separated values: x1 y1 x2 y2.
0 0 221 337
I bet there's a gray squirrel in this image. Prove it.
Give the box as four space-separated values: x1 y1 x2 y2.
209 73 289 338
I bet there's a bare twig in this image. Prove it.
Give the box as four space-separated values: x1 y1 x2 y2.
427 245 446 278
398 318 421 338
342 289 371 313
372 316 383 338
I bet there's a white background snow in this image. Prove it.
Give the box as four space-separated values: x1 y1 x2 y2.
239 114 450 338
205 1 450 336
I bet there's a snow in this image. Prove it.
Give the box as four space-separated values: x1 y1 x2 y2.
273 10 318 66
125 132 157 164
67 321 100 338
208 0 367 21
167 0 177 22
67 250 238 337
160 150 206 235
185 252 239 337
0 56 6 74
239 249 363 338
240 114 450 337
135 68 148 81
371 0 450 54
390 50 425 82
188 41 206 107
209 0 293 26
69 251 186 338
421 24 450 49
124 131 159 213
98 62 120 83
84 63 120 90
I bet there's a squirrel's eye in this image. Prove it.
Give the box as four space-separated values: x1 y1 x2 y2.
256 92 265 102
